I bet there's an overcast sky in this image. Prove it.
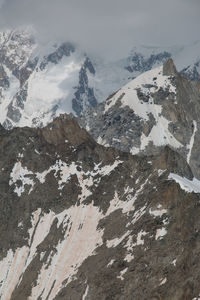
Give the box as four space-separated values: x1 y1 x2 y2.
0 0 199 59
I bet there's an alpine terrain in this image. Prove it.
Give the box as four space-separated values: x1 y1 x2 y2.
1 115 200 299
0 26 200 300
0 28 200 129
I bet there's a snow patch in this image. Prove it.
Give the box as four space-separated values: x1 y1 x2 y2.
169 173 200 194
159 277 167 286
82 285 89 300
107 231 130 248
172 259 177 266
29 203 104 299
149 206 167 217
133 230 147 246
117 268 128 281
107 259 115 267
9 162 35 196
124 235 135 262
157 169 166 176
187 120 197 164
155 227 167 240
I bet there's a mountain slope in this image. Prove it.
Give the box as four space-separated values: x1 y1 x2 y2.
80 59 200 180
0 114 200 299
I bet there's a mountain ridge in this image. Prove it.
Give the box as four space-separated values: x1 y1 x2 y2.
1 114 200 299
1 28 200 299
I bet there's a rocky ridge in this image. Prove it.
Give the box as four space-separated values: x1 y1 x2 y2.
0 114 200 299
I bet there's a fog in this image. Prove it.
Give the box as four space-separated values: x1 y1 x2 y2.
0 0 199 59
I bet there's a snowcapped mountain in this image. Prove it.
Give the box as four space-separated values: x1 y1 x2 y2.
0 28 200 129
1 114 200 299
80 59 200 180
0 28 99 129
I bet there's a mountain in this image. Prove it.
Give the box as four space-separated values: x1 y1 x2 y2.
0 29 99 129
0 28 200 129
0 114 200 299
122 42 200 81
79 59 200 180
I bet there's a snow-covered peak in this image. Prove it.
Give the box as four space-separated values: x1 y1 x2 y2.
102 63 182 152
104 65 176 116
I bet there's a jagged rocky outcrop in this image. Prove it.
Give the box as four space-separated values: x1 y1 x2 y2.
79 59 200 180
0 114 200 299
72 57 97 115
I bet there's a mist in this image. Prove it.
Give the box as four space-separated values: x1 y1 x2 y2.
0 0 199 59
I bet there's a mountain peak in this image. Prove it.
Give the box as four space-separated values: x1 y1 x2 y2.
163 58 178 76
38 114 94 147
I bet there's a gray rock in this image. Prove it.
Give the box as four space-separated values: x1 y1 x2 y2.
0 115 200 299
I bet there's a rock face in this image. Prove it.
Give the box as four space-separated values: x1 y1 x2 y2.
0 29 200 129
72 57 97 115
0 114 200 299
79 59 200 180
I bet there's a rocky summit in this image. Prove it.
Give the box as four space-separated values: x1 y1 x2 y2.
0 114 200 299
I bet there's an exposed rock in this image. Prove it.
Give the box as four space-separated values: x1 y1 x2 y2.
72 57 97 115
163 58 178 76
0 115 200 299
39 42 75 70
125 51 171 73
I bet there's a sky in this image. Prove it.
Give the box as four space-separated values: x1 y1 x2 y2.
0 0 199 59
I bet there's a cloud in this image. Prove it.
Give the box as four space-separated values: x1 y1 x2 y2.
0 0 199 59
